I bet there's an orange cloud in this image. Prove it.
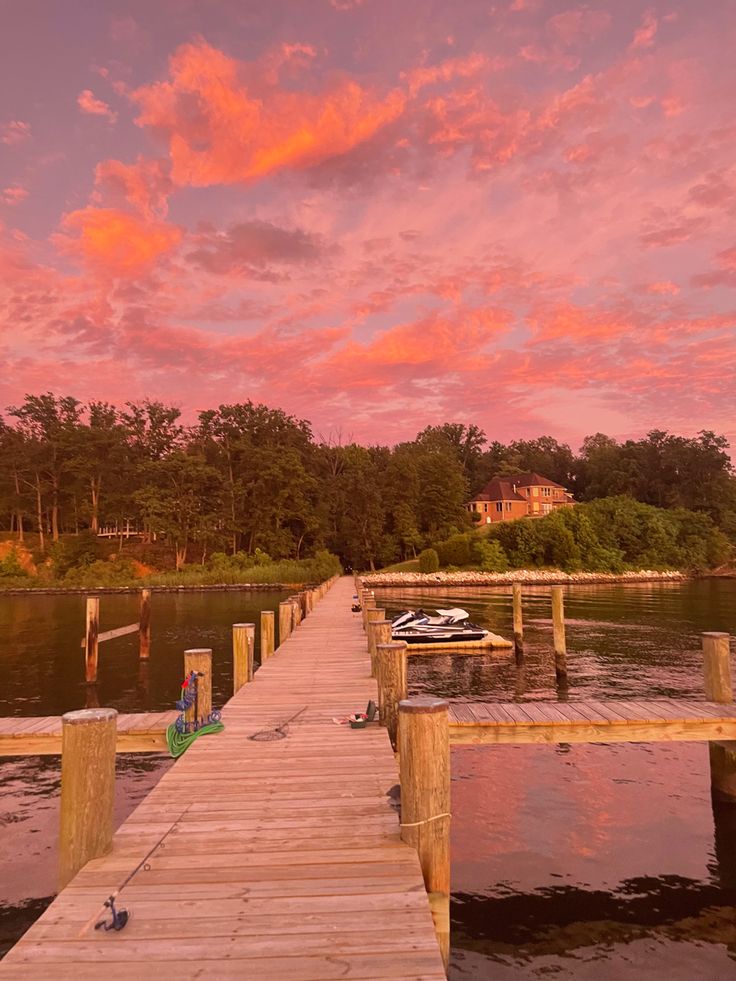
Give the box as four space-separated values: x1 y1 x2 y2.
132 40 405 187
630 8 658 49
402 53 493 96
93 157 173 219
57 207 181 275
77 89 118 122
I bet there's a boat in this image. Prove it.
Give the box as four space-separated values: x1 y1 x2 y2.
391 607 489 645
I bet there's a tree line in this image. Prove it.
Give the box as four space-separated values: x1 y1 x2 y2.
1 393 734 572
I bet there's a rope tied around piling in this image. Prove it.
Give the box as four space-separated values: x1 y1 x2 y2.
400 812 451 828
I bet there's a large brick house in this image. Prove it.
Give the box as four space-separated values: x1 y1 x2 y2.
466 472 575 525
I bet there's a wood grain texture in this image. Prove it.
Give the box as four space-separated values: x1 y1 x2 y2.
2 576 444 980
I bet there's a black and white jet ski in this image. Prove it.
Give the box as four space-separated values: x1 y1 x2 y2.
391 607 489 645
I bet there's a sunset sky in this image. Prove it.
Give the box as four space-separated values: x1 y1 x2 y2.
1 0 735 446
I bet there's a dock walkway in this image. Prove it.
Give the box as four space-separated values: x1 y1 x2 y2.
2 578 446 980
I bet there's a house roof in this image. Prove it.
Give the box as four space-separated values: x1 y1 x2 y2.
472 477 526 503
469 471 569 503
511 471 567 490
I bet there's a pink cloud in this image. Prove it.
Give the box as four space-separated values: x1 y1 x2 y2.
77 89 118 123
1 184 29 206
1 120 32 145
546 8 613 47
630 8 658 49
93 157 173 219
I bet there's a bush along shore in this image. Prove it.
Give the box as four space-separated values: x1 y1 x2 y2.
361 569 687 588
0 545 342 594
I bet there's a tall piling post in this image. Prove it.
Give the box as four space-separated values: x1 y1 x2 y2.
368 616 391 678
279 601 293 647
184 648 212 725
84 596 100 685
260 610 275 662
512 584 523 663
376 641 408 751
366 606 385 665
399 696 451 971
233 624 255 694
139 588 151 660
58 707 117 890
703 632 736 802
291 596 303 629
362 590 375 631
551 587 568 683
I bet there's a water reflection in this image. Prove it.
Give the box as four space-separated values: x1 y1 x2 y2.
0 589 286 959
377 580 736 980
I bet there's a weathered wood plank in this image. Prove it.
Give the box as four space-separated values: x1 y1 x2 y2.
80 622 139 648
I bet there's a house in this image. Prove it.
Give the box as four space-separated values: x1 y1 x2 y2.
466 472 575 524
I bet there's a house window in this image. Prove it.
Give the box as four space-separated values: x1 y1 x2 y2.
505 502 512 511
483 503 488 513
532 487 539 496
543 487 551 496
486 516 491 524
496 502 503 512
542 502 551 514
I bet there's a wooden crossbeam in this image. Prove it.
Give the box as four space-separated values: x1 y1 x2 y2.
449 699 736 745
0 712 177 756
80 622 139 648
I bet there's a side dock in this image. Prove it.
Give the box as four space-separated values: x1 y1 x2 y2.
1 578 446 980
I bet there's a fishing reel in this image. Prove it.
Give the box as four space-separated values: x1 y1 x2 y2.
95 896 130 932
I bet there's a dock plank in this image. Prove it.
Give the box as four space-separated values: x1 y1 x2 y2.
1 579 445 980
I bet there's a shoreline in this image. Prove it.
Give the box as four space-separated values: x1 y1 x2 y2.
360 569 689 588
0 582 307 596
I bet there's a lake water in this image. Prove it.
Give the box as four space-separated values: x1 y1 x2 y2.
375 580 736 980
2 581 736 977
0 588 289 956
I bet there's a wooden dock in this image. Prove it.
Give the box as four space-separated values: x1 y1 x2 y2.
448 699 736 744
0 713 177 756
1 578 446 980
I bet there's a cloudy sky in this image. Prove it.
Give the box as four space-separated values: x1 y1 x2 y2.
1 0 735 445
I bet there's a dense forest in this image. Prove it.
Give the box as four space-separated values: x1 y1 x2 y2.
0 393 734 577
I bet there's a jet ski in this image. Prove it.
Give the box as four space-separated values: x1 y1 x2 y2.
391 607 489 644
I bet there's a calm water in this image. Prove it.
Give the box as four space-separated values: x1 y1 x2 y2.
0 588 289 956
3 581 736 977
376 580 736 980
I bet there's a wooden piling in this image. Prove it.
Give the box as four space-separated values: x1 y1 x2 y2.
58 707 117 890
139 588 151 660
233 625 255 694
703 632 736 802
399 696 451 971
512 584 523 662
376 641 407 750
551 586 568 683
279 601 293 646
703 632 732 702
367 614 390 677
291 596 303 628
260 610 275 662
362 591 376 631
184 648 212 725
84 596 100 685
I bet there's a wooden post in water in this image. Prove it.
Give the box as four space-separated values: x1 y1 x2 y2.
58 707 117 890
139 588 151 660
291 596 303 629
85 596 100 685
367 612 389 677
551 587 568 683
512 585 523 662
703 632 736 802
376 641 407 751
233 624 255 694
399 697 451 971
260 610 275 662
279 601 293 646
366 606 385 658
184 648 212 725
362 591 376 631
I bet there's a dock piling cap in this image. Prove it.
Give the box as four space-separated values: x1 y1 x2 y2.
62 708 118 725
399 697 448 714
